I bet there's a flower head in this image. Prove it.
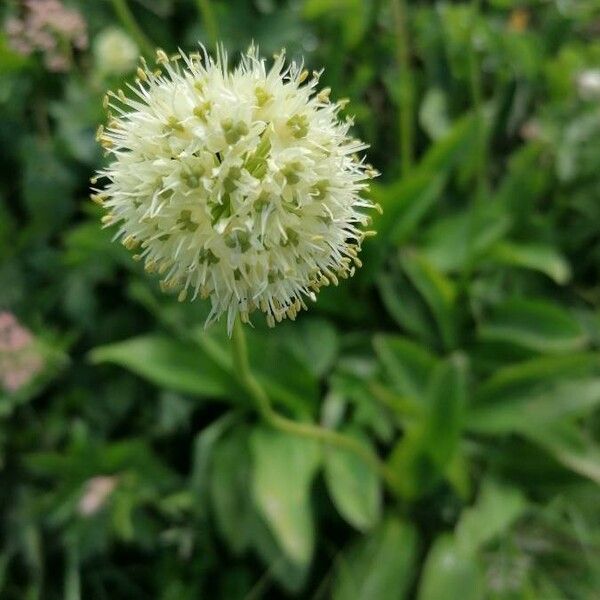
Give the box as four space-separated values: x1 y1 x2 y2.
93 46 379 333
94 27 138 76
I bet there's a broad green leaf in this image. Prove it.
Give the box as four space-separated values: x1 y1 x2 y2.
493 143 548 224
248 511 309 593
525 423 600 485
250 428 320 565
324 430 382 531
377 271 438 348
372 168 444 243
209 428 253 554
455 479 526 554
468 378 600 434
89 335 237 400
303 0 370 47
421 204 511 273
332 518 417 600
417 536 483 600
387 173 448 245
386 427 438 500
475 353 600 405
422 355 467 469
373 334 437 399
190 412 239 501
283 317 339 378
478 298 587 353
400 251 458 350
386 355 467 499
21 137 76 238
364 115 476 277
489 241 571 284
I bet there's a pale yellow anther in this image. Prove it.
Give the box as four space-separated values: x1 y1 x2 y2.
156 49 169 64
318 87 331 102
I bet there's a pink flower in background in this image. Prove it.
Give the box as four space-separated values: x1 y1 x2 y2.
78 476 119 516
4 0 88 72
0 312 44 392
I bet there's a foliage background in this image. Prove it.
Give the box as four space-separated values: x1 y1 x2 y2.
1 0 600 598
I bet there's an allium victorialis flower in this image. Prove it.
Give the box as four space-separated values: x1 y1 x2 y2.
92 46 379 333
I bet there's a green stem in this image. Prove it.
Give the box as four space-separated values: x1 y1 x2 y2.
462 0 487 290
231 320 401 491
64 543 80 600
468 0 487 202
195 0 219 51
391 0 414 176
110 0 155 58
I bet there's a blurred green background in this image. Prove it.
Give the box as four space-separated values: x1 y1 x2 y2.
1 0 600 598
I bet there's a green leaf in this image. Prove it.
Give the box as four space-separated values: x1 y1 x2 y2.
373 334 437 399
421 204 511 273
364 115 476 277
455 479 526 554
475 353 600 405
525 423 600 485
377 271 437 347
422 355 467 469
303 0 371 47
489 241 571 284
332 518 418 600
248 511 310 593
283 317 339 378
324 430 382 531
20 137 76 238
89 335 237 400
385 355 467 499
468 378 600 435
209 427 253 554
385 173 448 245
400 251 458 350
250 427 320 565
190 412 239 501
417 536 483 600
479 298 587 353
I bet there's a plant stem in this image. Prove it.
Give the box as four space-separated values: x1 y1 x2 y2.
468 0 487 202
195 0 219 51
110 0 155 58
461 0 487 290
231 319 402 491
390 0 414 176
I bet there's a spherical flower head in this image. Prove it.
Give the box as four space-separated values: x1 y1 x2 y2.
92 46 380 333
94 27 138 76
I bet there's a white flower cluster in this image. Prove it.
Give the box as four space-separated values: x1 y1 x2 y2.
92 46 379 332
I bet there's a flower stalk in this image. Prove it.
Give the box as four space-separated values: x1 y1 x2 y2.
231 319 401 492
109 0 154 58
